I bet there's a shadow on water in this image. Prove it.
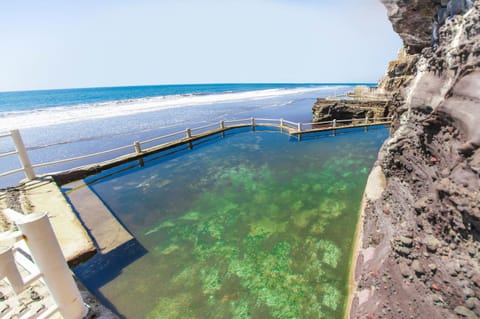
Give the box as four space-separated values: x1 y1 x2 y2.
63 185 148 318
74 239 147 319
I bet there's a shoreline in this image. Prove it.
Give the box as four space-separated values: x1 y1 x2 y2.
345 184 367 319
345 164 386 318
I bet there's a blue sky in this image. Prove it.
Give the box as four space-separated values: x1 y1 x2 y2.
0 0 402 92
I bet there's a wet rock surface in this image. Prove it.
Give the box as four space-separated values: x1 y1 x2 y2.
349 1 480 318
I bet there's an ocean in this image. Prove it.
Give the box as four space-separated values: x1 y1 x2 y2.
0 83 367 187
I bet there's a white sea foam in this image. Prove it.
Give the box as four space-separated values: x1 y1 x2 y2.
1 86 337 130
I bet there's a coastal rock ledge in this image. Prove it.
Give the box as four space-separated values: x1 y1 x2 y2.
349 1 480 318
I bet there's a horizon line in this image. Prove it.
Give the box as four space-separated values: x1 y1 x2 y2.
0 82 378 94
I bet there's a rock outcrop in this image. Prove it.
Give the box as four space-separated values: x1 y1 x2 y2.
312 99 389 123
377 47 419 92
350 1 480 318
381 0 437 53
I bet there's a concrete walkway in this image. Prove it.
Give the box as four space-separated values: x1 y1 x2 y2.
0 178 96 265
63 180 133 255
0 178 119 318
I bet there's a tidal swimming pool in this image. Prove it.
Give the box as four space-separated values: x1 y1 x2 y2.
74 126 388 319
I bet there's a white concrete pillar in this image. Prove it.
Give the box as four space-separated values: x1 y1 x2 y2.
10 129 35 180
17 212 87 319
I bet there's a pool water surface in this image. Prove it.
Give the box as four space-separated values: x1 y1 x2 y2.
74 127 388 319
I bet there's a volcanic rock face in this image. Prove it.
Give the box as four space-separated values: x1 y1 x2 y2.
377 47 419 92
381 0 437 53
350 1 480 318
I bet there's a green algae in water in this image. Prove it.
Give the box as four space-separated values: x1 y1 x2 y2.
80 127 389 319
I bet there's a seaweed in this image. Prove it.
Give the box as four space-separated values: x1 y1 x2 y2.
85 129 389 318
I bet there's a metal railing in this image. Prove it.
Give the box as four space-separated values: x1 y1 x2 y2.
0 209 87 319
0 130 35 180
0 116 392 184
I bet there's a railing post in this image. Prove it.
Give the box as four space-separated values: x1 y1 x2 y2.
134 141 144 166
297 122 302 132
365 116 369 132
332 119 337 136
251 117 255 132
0 246 27 293
186 128 193 149
10 129 35 180
280 118 284 133
220 121 225 138
134 141 142 154
17 212 87 319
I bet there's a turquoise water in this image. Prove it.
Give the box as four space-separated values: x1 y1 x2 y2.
0 83 369 112
75 126 388 318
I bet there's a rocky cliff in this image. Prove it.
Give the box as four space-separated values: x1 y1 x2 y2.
312 99 389 123
350 1 480 318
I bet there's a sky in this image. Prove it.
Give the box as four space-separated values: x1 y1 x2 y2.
0 0 402 92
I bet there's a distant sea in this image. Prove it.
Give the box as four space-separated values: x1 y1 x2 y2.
0 83 371 187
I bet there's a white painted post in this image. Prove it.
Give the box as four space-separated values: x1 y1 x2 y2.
10 129 35 180
297 122 302 132
17 212 87 319
251 117 255 126
365 116 369 125
332 119 337 136
186 128 192 139
0 246 25 293
134 141 142 154
280 118 284 133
